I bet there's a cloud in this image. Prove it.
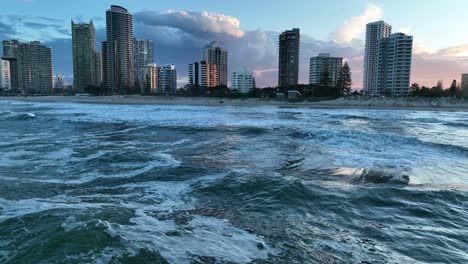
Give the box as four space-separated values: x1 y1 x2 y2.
0 20 15 39
398 26 412 35
410 44 468 87
135 10 245 39
0 15 69 42
413 42 436 55
330 4 383 44
437 44 468 58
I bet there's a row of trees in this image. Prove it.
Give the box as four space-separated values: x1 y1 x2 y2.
410 80 465 98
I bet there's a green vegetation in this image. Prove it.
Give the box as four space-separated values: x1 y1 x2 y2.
410 80 465 98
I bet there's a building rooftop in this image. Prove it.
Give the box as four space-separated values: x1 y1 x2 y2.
110 5 129 13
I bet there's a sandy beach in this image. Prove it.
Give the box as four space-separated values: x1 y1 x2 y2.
1 95 467 112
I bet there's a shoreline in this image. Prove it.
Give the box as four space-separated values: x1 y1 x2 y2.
1 95 467 112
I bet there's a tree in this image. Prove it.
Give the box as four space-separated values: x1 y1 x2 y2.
319 69 331 88
449 79 458 97
189 85 207 96
338 62 352 96
436 80 444 90
314 69 340 97
409 83 420 96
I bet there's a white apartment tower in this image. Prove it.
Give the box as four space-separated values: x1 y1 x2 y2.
1 59 11 90
232 68 255 94
309 53 343 87
134 39 154 90
158 64 177 95
140 63 158 94
376 33 413 96
2 40 19 90
364 21 392 95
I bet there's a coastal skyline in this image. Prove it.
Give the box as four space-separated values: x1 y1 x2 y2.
1 0 468 87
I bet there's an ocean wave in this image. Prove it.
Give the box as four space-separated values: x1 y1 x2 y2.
444 122 468 129
346 169 410 185
106 211 273 264
343 115 373 121
0 112 36 121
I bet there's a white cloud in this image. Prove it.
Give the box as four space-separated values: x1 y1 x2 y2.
413 42 436 55
135 10 245 39
0 15 69 42
398 26 412 35
438 44 468 58
329 4 383 44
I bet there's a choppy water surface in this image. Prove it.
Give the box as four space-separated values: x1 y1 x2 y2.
0 100 467 264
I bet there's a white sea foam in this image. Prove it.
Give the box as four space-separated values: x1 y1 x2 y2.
47 148 76 160
0 196 109 223
107 210 272 264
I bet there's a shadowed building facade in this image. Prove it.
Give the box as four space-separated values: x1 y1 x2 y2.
15 41 53 94
134 39 154 91
278 28 300 88
363 21 392 96
309 53 343 87
376 33 413 96
202 41 228 87
140 63 158 94
103 5 135 94
158 64 177 95
72 20 101 93
364 21 413 96
461 74 468 96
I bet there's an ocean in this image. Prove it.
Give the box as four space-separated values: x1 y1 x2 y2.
0 100 467 263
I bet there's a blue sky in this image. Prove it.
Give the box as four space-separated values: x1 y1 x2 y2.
3 0 468 87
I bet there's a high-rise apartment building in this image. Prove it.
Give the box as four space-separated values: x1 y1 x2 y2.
140 63 158 94
134 39 154 90
461 74 468 96
158 64 177 95
54 74 65 89
15 41 53 94
232 68 255 94
278 28 300 88
101 41 108 87
1 59 11 90
94 52 101 87
363 21 392 95
2 40 19 90
202 41 228 86
189 61 218 88
376 33 413 96
309 53 343 87
72 20 101 92
104 5 135 94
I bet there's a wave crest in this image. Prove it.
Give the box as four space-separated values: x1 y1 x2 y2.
332 168 410 185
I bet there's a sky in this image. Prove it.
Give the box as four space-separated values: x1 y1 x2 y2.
2 0 468 88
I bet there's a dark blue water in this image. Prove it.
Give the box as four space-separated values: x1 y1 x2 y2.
0 100 467 263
